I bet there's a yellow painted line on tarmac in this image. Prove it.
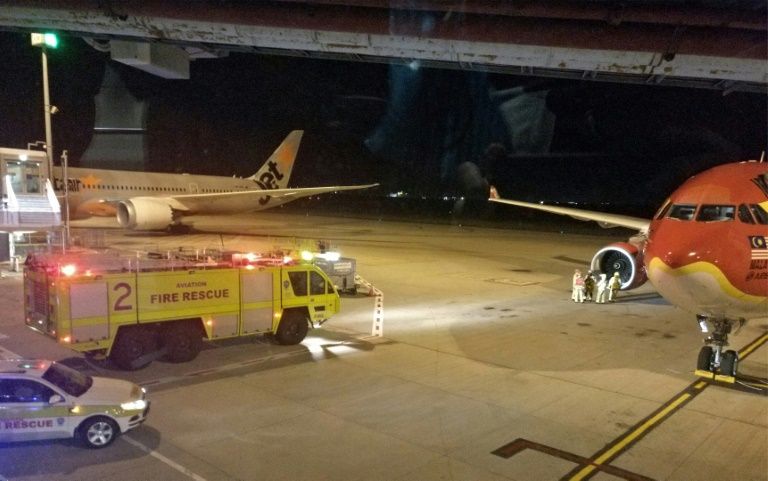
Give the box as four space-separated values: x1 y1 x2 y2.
567 384 704 481
738 332 768 358
565 330 768 481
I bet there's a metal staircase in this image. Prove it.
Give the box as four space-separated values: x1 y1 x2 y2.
1 177 61 231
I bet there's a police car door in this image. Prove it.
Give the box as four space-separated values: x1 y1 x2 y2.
0 377 72 442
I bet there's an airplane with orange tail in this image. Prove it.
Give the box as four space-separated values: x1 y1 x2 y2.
490 160 768 380
46 130 376 231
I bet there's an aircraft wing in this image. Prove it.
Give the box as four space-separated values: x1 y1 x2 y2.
169 183 379 212
489 195 650 233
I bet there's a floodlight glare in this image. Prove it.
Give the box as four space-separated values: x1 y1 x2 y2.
43 33 59 48
31 32 59 48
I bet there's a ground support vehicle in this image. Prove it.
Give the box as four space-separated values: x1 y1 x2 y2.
23 250 340 370
0 359 149 448
314 256 357 294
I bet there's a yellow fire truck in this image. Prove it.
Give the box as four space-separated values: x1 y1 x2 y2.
23 250 340 370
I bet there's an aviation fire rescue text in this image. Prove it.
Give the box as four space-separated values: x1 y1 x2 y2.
149 281 230 304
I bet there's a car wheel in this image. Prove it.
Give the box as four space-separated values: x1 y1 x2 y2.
79 416 119 449
276 311 309 345
160 322 203 363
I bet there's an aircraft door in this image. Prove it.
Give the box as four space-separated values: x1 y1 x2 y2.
187 183 199 194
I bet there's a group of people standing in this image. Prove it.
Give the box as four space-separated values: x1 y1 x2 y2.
571 269 622 303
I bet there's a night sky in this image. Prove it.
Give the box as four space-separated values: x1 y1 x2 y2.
0 30 766 219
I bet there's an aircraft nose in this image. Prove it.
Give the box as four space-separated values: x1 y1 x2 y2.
646 234 707 270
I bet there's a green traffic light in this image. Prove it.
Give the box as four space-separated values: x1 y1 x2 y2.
43 33 58 48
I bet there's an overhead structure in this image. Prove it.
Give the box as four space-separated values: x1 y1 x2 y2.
0 1 765 92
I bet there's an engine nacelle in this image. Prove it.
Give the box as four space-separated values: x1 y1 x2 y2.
116 198 175 230
590 242 647 290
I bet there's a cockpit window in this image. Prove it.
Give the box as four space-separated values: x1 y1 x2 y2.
750 204 768 225
696 205 735 222
653 199 671 220
738 204 755 224
667 204 697 221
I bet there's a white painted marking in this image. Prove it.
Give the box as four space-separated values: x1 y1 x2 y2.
122 435 209 481
0 345 22 360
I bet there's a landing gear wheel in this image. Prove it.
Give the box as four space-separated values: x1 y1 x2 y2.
696 346 714 371
160 322 203 363
276 311 309 345
719 350 739 377
78 416 119 448
110 327 158 370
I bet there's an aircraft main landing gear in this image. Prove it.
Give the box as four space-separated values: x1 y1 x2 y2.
695 315 743 382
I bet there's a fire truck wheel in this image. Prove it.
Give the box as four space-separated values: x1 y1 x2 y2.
276 311 309 345
161 322 203 363
110 327 158 370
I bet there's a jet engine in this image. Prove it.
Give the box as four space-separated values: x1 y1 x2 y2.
590 242 647 290
116 198 176 230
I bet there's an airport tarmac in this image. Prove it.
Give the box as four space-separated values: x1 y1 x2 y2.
0 212 766 481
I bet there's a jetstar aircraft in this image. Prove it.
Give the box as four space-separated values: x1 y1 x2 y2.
490 160 768 380
52 131 377 230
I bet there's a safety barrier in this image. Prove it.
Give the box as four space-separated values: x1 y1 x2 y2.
354 274 383 337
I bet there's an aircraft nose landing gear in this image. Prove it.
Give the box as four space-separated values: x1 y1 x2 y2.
695 315 743 382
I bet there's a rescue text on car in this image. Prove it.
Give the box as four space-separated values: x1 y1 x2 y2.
0 360 149 448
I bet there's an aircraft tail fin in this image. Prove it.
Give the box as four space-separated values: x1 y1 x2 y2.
248 130 303 189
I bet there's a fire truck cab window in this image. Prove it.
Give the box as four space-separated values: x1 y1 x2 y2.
310 271 326 295
667 204 697 220
696 205 735 222
287 271 308 296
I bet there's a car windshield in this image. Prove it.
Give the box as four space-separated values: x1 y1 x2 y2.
42 362 93 397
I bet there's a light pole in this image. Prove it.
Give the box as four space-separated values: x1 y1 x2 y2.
30 32 58 179
62 150 70 251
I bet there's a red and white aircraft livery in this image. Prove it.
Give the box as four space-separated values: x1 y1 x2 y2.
490 160 768 379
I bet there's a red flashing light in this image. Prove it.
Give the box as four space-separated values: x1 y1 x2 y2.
60 264 77 277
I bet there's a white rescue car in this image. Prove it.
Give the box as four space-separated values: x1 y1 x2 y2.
0 360 149 448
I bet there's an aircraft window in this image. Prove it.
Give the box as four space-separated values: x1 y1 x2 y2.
654 199 671 220
750 204 768 225
667 204 697 221
696 205 734 222
738 204 755 224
